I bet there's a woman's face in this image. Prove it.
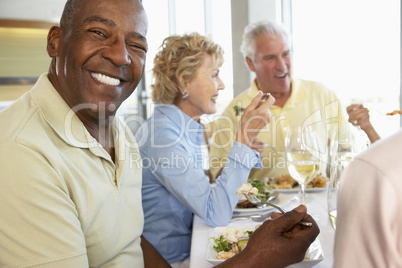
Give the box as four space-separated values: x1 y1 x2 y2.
181 54 225 118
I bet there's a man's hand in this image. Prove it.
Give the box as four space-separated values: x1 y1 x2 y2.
216 205 319 268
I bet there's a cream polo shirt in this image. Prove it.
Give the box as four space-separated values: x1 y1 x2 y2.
209 78 351 180
334 129 402 268
0 74 144 267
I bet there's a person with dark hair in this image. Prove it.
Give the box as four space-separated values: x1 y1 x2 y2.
0 0 169 266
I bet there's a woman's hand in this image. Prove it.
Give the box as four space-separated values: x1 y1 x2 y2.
347 104 380 143
249 136 265 157
235 91 275 148
347 104 371 130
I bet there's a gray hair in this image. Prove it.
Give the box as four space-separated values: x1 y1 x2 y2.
240 19 291 61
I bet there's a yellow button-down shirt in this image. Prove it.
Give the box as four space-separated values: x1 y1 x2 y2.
209 78 352 180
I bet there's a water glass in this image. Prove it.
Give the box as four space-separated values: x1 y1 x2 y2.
327 140 355 230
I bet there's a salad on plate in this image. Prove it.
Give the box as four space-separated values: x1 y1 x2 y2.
236 179 272 209
206 226 324 267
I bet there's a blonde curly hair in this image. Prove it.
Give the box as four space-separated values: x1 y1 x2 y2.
151 32 224 104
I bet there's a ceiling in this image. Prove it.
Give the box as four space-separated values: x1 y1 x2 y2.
0 0 66 23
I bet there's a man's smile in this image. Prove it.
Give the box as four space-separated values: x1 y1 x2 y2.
91 72 121 86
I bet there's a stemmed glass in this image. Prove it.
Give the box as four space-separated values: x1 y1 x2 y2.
285 126 321 204
327 140 356 230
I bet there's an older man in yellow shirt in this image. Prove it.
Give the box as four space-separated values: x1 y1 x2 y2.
209 19 352 182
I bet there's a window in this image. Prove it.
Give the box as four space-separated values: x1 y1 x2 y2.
291 0 401 139
120 0 233 123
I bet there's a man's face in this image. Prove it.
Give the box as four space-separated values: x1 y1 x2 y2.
247 33 291 95
48 0 148 119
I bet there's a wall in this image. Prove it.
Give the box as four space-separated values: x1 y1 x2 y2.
0 25 51 101
230 0 280 97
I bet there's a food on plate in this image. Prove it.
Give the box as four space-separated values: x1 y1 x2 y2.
309 173 328 187
267 173 328 190
210 226 256 260
386 109 402 116
236 182 258 197
237 238 249 251
236 179 271 208
267 174 296 189
247 178 268 194
208 226 323 264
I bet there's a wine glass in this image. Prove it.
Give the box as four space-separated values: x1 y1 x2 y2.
285 126 321 204
327 140 356 230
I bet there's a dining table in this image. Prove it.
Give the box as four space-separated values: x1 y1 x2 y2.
189 189 335 267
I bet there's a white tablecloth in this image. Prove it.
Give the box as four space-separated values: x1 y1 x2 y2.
189 191 335 268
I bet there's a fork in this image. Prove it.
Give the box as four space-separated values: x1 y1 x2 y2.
245 194 312 226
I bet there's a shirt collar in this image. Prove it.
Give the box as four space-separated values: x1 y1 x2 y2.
30 73 119 161
247 79 260 98
283 79 306 109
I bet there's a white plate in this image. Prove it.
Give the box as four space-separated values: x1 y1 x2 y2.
205 225 258 266
206 226 324 267
287 238 324 268
233 193 291 216
271 187 327 193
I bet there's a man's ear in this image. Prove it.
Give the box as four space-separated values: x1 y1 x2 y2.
245 57 256 72
47 26 61 57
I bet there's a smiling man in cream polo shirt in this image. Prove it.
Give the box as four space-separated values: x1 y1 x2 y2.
0 0 170 267
209 19 352 181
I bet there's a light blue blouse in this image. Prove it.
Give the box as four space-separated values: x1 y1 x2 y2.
135 104 261 263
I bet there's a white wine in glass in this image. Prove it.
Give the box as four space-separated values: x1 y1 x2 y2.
338 142 355 168
329 209 337 230
287 151 320 185
285 126 320 204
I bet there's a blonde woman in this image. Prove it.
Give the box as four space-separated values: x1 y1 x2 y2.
135 32 318 267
